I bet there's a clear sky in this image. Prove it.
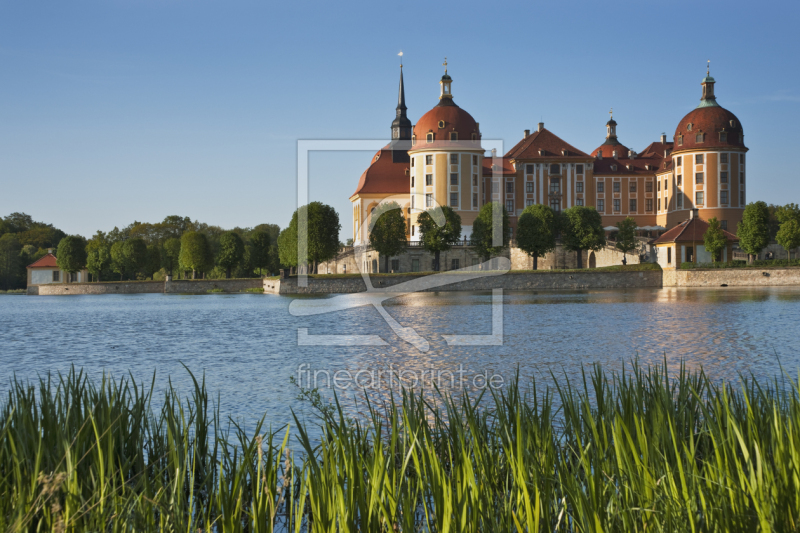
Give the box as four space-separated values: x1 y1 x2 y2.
1 0 798 240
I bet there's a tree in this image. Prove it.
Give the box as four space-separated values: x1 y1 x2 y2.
179 232 213 279
369 202 407 273
516 204 557 270
471 202 511 263
122 238 148 279
217 231 245 278
737 201 771 262
162 238 182 277
278 203 341 273
86 233 110 282
56 236 87 277
561 206 606 269
0 234 22 291
250 231 272 276
615 217 638 262
776 219 800 260
144 244 162 279
417 206 462 271
703 217 727 262
110 241 127 280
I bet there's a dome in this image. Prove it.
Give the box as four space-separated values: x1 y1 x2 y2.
591 141 630 159
673 106 745 151
413 103 480 147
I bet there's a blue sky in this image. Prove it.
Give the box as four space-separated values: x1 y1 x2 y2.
1 0 798 239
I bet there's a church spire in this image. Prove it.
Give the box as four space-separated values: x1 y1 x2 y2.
391 63 411 141
698 61 720 108
397 64 407 113
602 108 621 146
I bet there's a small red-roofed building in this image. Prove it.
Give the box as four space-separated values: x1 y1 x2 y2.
26 251 89 288
649 209 739 269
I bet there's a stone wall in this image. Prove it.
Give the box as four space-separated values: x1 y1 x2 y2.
663 267 800 287
266 270 662 294
29 279 263 295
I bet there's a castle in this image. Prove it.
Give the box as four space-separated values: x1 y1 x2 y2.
348 61 748 271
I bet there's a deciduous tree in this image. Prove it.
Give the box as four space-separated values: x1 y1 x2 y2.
703 217 727 262
217 231 245 278
249 231 272 276
776 219 800 260
417 206 462 271
277 203 341 274
110 241 126 280
517 204 556 270
737 201 770 263
0 234 22 290
56 236 88 276
471 202 511 263
369 202 407 273
161 238 182 277
561 206 606 269
86 233 110 282
615 217 638 262
179 232 213 279
123 238 148 279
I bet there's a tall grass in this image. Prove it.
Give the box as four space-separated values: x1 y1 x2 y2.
1 361 798 531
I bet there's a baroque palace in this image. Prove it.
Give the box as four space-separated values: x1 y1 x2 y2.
347 61 748 271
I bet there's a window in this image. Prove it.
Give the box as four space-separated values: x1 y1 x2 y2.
411 225 415 236
549 164 561 174
646 199 653 212
426 174 433 186
695 172 704 184
472 133 478 142
664 179 668 190
411 158 415 167
506 182 514 193
473 175 477 186
613 199 620 212
657 198 661 211
740 172 744 184
426 155 433 165
411 176 415 187
450 154 458 165
526 199 534 206
550 198 561 212
473 193 478 208
450 132 458 141
646 182 653 192
613 182 620 193
550 178 560 194
411 259 420 272
426 133 434 143
425 193 433 207
677 156 682 166
597 182 605 193
526 182 534 193
667 247 672 264
451 173 458 185
677 174 682 186
657 181 661 192
473 155 478 165
740 154 745 164
677 194 683 209
687 123 693 131
721 190 728 204
740 191 745 205
506 200 514 212
695 133 704 143
52 270 60 282
630 182 637 193
597 199 605 212
391 259 400 272
450 193 458 207
576 181 583 193
451 259 460 270
719 132 727 142
721 153 728 164
576 164 584 174
721 220 728 230
411 195 415 209
412 134 416 146
696 191 704 205
491 182 499 193
721 171 728 183
576 198 584 206
678 135 683 146
695 154 704 165
526 164 534 174
630 199 637 212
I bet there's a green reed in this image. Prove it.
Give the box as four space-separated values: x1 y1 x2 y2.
1 361 798 532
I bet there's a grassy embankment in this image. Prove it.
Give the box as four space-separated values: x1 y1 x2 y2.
1 361 798 531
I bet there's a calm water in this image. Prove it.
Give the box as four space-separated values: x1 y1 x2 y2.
1 287 799 426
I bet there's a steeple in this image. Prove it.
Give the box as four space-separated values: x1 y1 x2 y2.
602 108 621 146
438 57 455 107
390 62 411 163
698 60 719 108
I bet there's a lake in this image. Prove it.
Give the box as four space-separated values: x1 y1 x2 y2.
1 287 798 427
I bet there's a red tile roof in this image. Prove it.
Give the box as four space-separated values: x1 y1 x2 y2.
651 216 738 245
593 155 663 175
413 103 480 148
591 142 630 159
674 106 746 152
351 145 410 197
482 156 516 176
505 128 591 160
639 140 674 158
27 253 58 268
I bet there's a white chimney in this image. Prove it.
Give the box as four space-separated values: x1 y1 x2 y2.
597 149 603 160
523 129 530 139
690 208 699 219
537 122 544 132
491 148 497 157
660 134 667 143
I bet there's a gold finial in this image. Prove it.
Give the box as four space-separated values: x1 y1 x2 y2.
707 60 710 76
609 107 613 119
398 51 403 67
443 57 448 73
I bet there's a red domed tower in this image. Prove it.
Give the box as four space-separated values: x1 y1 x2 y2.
407 61 484 241
668 67 748 231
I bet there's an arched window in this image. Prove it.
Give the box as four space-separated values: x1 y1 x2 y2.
449 132 458 141
426 132 434 143
471 133 477 142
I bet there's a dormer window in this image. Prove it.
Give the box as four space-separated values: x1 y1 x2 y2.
471 133 477 142
695 133 704 143
612 150 617 158
610 164 617 172
438 120 445 129
678 135 683 146
412 134 416 146
719 132 727 142
449 132 458 141
426 132 434 143
539 149 545 156
561 149 567 156
687 123 693 131
730 119 737 128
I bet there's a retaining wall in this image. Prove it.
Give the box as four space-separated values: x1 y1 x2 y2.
663 268 800 287
29 279 263 295
266 270 663 294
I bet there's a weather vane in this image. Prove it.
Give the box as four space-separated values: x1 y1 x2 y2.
609 107 613 119
443 57 448 73
398 50 403 67
707 60 710 75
